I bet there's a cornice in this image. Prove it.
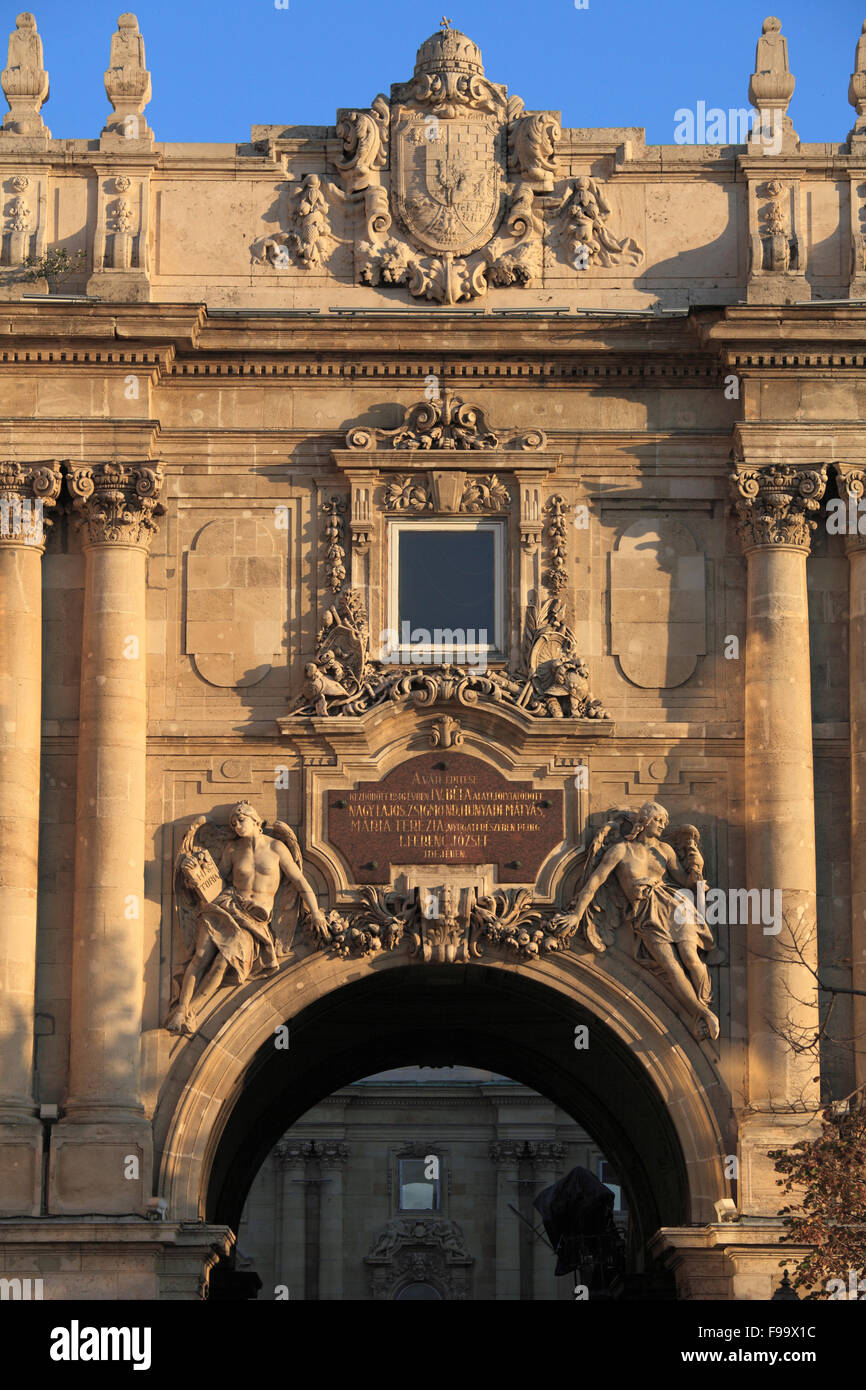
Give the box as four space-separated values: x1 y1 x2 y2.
694 305 866 360
0 303 205 350
0 419 160 457
734 421 866 466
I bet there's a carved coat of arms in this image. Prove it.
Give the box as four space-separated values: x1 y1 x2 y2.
253 23 645 303
392 113 506 256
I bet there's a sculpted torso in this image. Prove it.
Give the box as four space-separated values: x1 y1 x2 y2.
221 833 299 913
607 837 688 907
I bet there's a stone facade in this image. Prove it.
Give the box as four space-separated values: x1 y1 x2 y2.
238 1067 623 1301
0 13 863 1300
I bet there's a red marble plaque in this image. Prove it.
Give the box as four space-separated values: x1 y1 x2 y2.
326 751 564 885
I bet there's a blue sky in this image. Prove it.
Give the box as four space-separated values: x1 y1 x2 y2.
6 0 864 145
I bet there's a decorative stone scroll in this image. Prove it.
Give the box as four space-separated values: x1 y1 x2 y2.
345 391 543 453
292 585 607 721
0 459 61 547
509 109 561 191
365 1217 473 1301
730 464 827 551
66 460 165 547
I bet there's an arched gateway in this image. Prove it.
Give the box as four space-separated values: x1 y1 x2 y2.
1 12 861 1303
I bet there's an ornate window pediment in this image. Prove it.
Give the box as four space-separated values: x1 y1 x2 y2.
290 391 609 726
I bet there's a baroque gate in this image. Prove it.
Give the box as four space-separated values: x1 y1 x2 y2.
0 13 863 1301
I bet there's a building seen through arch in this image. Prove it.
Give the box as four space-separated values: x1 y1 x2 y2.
237 1065 632 1301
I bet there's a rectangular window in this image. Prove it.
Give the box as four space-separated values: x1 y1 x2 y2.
398 1157 441 1211
386 519 505 664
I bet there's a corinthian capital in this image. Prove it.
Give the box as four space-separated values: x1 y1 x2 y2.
0 460 62 550
730 464 827 552
66 461 164 547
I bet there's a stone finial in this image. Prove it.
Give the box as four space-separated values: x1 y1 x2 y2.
848 21 866 145
1 12 50 137
748 16 798 152
102 12 152 140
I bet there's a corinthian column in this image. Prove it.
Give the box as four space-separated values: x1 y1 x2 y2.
836 465 866 1095
0 461 61 1215
730 464 826 1212
49 461 163 1216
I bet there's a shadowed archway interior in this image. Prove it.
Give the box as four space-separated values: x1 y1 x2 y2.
206 965 690 1260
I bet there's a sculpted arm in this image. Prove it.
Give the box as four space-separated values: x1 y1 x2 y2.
570 842 627 918
276 842 325 925
550 842 629 940
218 840 235 882
661 842 697 889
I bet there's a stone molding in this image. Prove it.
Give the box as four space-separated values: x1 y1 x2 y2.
489 1139 566 1168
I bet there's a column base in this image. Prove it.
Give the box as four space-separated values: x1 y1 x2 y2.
0 1219 232 1299
49 1116 153 1217
650 1223 812 1300
0 1118 43 1216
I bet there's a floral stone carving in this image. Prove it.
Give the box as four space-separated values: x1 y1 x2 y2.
292 585 607 721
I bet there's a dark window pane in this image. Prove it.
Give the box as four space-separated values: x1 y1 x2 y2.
398 530 495 642
395 1282 443 1300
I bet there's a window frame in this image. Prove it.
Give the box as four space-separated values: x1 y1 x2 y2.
386 517 507 666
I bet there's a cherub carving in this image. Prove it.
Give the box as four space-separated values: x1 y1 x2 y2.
166 800 326 1035
556 176 643 269
551 802 720 1041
